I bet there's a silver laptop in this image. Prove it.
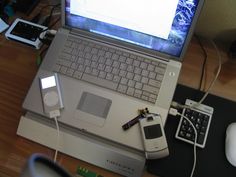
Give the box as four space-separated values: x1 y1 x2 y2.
23 0 204 151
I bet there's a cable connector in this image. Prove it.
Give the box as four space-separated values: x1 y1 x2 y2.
169 108 179 116
171 101 186 109
47 29 57 35
48 109 61 162
49 110 60 118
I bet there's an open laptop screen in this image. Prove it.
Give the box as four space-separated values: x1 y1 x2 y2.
65 0 199 58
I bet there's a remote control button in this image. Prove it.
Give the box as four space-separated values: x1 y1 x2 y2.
197 132 205 144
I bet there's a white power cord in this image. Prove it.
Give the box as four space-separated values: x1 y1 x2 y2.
169 108 198 177
53 116 60 162
49 110 61 162
197 40 222 105
171 39 222 110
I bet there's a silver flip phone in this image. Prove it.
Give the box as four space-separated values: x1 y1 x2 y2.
39 73 63 114
139 114 169 159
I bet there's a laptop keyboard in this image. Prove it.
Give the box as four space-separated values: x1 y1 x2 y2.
53 36 167 103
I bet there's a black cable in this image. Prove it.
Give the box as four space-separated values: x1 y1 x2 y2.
31 3 60 25
42 16 60 33
43 3 61 27
38 16 60 44
194 34 207 91
37 14 60 64
39 3 61 14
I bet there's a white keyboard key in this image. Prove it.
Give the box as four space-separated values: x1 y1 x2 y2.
73 71 83 79
128 80 135 87
149 79 161 88
143 85 159 95
149 72 156 79
66 68 74 76
135 82 143 90
134 74 141 82
134 89 142 98
106 73 113 80
99 71 106 79
113 75 121 83
91 69 99 76
117 84 127 93
126 72 134 80
155 67 165 74
127 87 135 96
120 77 128 85
141 77 148 84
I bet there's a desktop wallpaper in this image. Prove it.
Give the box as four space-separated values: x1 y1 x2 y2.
65 0 199 58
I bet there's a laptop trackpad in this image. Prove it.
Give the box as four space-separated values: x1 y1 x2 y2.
74 92 112 127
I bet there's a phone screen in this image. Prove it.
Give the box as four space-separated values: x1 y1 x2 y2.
144 124 162 139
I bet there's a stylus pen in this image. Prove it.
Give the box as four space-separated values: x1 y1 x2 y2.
122 114 145 131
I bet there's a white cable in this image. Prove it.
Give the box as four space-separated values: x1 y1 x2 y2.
53 116 60 162
169 108 198 177
177 112 198 177
49 109 61 162
168 40 222 176
171 39 222 110
49 110 61 163
197 40 222 105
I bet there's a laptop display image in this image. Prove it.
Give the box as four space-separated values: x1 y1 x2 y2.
23 0 204 152
65 0 198 58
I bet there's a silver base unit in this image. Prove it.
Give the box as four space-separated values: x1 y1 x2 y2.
17 112 146 177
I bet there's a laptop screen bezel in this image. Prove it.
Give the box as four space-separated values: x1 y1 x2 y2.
61 0 205 62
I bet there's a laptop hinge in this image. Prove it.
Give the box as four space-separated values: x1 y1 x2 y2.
58 27 70 34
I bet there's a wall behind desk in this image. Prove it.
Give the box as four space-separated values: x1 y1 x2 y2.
195 0 236 45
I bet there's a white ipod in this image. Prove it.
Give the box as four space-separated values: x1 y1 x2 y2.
139 114 169 159
39 73 63 114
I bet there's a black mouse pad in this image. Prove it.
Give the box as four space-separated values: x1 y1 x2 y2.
147 84 236 177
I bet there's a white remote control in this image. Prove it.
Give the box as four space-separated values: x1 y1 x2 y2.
139 113 169 159
39 73 63 115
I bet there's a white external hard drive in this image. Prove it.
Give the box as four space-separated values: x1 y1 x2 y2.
5 18 47 49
